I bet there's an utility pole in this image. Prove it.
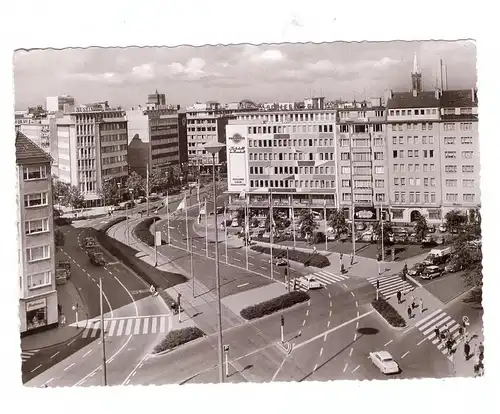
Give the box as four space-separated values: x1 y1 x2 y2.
166 191 171 244
245 196 249 270
349 124 356 260
146 163 150 217
380 202 385 262
190 237 195 297
270 189 274 280
99 278 107 386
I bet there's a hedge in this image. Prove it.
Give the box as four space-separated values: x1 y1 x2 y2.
101 216 126 233
153 327 205 354
54 217 73 226
240 291 310 320
250 245 330 268
134 216 166 246
371 298 407 328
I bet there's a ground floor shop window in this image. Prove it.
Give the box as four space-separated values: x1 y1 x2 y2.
26 298 48 330
392 209 404 219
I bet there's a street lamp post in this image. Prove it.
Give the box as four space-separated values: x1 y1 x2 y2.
203 139 226 384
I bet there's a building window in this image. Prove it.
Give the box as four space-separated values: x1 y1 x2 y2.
340 139 349 147
444 123 455 131
401 192 406 203
409 178 414 186
444 151 457 159
408 150 413 158
462 165 474 173
399 150 404 158
431 192 436 203
446 193 458 203
342 193 351 201
375 193 385 202
424 192 429 203
374 137 383 146
409 192 415 203
460 123 472 131
414 150 419 158
25 218 49 235
27 271 51 289
462 151 474 159
394 192 400 203
400 164 405 172
393 164 399 172
26 245 50 263
341 166 351 174
400 178 406 186
445 179 458 187
23 165 48 181
341 180 351 188
375 180 384 188
463 193 475 202
374 152 384 160
392 136 397 145
463 179 475 188
394 178 399 186
393 150 398 158
461 137 473 144
374 166 384 174
341 153 350 161
444 137 456 145
24 192 49 208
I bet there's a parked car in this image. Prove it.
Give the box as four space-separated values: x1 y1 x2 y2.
445 261 463 273
216 206 224 214
427 225 436 233
408 263 426 277
361 230 373 242
258 221 266 228
439 224 447 232
369 351 400 374
89 251 105 266
83 237 96 249
300 275 322 290
231 218 239 227
356 222 366 231
275 258 288 266
423 247 452 266
421 265 444 280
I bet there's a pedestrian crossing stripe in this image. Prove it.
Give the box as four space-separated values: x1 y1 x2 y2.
21 349 39 362
296 270 349 291
367 275 414 299
81 315 172 339
414 308 463 361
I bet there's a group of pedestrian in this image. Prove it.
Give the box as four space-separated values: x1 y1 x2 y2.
406 295 424 319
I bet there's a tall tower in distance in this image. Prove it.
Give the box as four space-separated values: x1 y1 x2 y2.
411 52 422 96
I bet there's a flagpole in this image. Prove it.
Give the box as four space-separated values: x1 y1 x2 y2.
324 199 328 252
184 194 189 251
205 198 209 258
166 191 171 245
224 203 228 264
245 197 249 271
270 189 274 280
292 198 296 249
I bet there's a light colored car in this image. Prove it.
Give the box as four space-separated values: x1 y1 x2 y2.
231 218 239 227
300 275 322 290
439 224 447 232
369 351 400 374
420 265 443 280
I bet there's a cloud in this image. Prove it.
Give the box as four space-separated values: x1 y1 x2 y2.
167 57 206 78
304 60 336 73
132 63 155 79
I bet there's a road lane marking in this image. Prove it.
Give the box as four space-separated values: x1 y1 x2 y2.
355 301 359 307
353 333 357 341
327 321 331 328
306 310 309 316
116 319 125 336
323 333 328 341
77 263 81 268
151 317 157 334
329 310 332 317
125 319 133 336
302 320 306 326
357 310 360 318
295 310 374 350
401 351 410 359
343 363 348 372
328 292 331 298
44 378 54 386
320 347 324 356
237 283 249 288
260 266 267 270
314 364 318 372
417 338 427 346
83 350 92 358
67 338 76 346
234 258 242 262
343 283 348 289
50 351 60 359
64 363 75 371
349 348 353 357
352 365 360 373
350 292 355 297
31 364 41 373
330 301 332 307
415 308 443 327
384 340 393 347
271 354 290 382
142 319 149 334
107 320 117 336
356 321 359 328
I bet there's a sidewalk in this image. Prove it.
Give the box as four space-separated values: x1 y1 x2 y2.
21 278 89 351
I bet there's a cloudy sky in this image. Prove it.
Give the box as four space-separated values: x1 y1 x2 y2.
14 40 476 110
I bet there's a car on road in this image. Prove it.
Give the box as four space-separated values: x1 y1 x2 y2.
89 251 105 266
271 257 288 266
258 221 265 228
231 218 239 227
356 222 366 231
408 263 426 277
420 265 444 280
300 275 322 290
369 351 400 374
216 206 224 215
439 224 447 232
444 261 463 273
83 237 96 249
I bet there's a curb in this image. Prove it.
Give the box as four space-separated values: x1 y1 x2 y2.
21 320 89 352
370 303 408 332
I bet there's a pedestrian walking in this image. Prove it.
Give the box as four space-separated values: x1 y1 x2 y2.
313 246 317 254
446 339 453 356
340 252 344 261
419 298 424 313
434 326 441 342
403 262 408 274
479 342 484 356
396 290 402 304
57 304 62 316
411 295 416 309
60 313 66 326
464 342 471 359
407 305 412 319
350 253 354 266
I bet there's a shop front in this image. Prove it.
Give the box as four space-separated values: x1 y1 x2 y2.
20 291 58 336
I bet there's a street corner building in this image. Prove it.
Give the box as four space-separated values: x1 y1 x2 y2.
16 132 59 336
224 55 480 227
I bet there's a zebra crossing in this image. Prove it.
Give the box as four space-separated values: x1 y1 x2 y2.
414 309 463 361
367 274 415 299
296 270 349 291
81 315 172 339
21 349 39 363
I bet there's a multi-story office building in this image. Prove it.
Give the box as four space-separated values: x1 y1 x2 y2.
126 107 181 177
54 102 128 206
16 132 58 335
226 101 337 221
146 90 166 110
336 98 388 221
439 89 480 215
46 95 75 113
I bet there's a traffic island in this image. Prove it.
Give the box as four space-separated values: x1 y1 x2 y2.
371 298 407 328
250 245 330 268
152 327 206 355
240 291 310 320
134 216 166 246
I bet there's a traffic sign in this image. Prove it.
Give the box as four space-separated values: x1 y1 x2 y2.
463 316 470 326
376 279 380 290
281 316 284 327
223 344 229 353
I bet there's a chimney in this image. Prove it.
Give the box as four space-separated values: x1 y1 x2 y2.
471 88 475 102
435 89 441 100
412 89 418 98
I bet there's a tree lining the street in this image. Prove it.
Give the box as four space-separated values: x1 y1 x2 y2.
445 209 468 233
297 210 318 239
97 180 121 206
327 209 348 236
413 212 428 241
51 175 85 209
373 220 393 245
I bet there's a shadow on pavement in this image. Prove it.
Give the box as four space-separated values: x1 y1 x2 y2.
357 327 379 335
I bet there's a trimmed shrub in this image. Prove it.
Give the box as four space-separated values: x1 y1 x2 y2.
134 216 166 246
250 245 330 268
153 327 205 353
240 291 310 320
100 216 126 233
70 213 108 221
55 217 72 226
371 298 407 328
54 229 65 247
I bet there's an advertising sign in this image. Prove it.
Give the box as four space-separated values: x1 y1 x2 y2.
227 127 249 191
354 207 377 220
26 298 47 312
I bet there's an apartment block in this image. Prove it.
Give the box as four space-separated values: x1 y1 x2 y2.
336 98 388 221
16 132 58 335
54 102 128 206
46 95 75 113
439 89 480 214
226 103 337 220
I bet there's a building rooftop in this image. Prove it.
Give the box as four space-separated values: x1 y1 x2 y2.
15 131 52 165
440 89 478 108
387 91 440 109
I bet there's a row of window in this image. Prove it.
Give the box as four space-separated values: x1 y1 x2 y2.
393 163 436 173
442 108 473 115
101 144 127 153
247 124 335 136
392 135 436 145
339 152 385 162
392 149 436 159
340 193 376 203
250 179 335 189
341 179 385 188
188 126 217 132
338 124 384 133
102 155 127 165
445 193 476 202
389 109 437 117
444 136 473 145
25 218 49 235
77 159 96 169
76 136 95 147
443 123 473 131
27 270 51 290
241 112 335 123
78 148 96 159
445 179 475 188
339 137 385 147
393 192 437 204
445 164 475 173
338 110 385 119
24 192 49 208
248 152 334 162
79 181 96 193
23 166 48 181
391 123 434 131
250 165 336 176
444 151 474 159
102 166 128 176
101 133 127 143
249 138 335 148
100 122 126 131
394 177 436 187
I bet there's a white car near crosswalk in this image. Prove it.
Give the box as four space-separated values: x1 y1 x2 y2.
296 270 349 292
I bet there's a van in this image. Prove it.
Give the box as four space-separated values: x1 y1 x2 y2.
423 247 451 266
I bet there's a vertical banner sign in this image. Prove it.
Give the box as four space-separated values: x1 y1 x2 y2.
155 231 162 246
226 128 249 192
